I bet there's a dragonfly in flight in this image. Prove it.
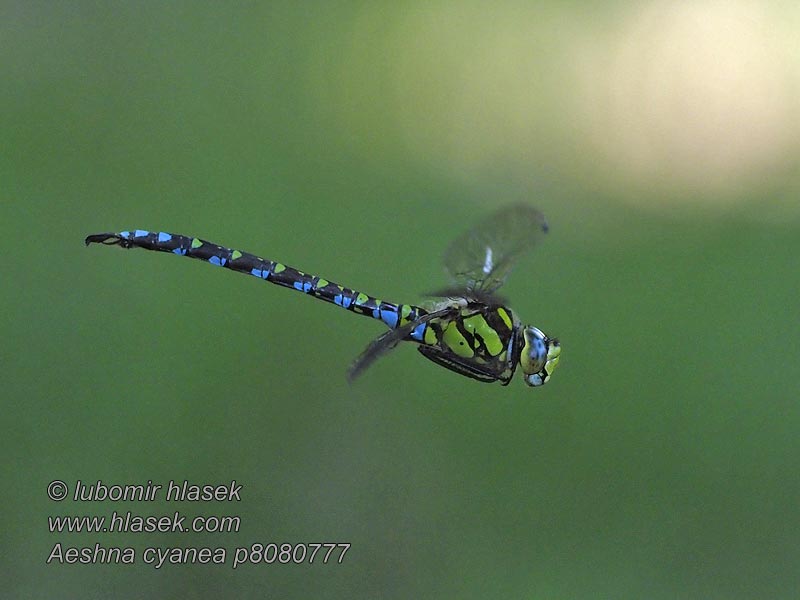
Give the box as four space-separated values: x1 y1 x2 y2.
85 204 561 386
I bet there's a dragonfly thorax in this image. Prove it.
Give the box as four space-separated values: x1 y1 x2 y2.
519 326 561 387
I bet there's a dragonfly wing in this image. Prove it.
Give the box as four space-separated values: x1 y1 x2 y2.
346 307 457 383
443 204 548 295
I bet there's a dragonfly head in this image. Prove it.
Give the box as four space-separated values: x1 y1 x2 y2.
520 326 560 386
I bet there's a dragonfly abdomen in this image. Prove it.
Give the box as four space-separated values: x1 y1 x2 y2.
84 229 424 330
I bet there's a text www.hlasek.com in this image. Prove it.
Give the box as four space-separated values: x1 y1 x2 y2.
49 511 240 534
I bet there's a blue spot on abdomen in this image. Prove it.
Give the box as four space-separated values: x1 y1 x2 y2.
335 294 353 308
380 309 398 329
293 280 312 293
157 232 172 242
410 323 426 341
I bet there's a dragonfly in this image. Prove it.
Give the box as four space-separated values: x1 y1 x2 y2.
85 204 561 386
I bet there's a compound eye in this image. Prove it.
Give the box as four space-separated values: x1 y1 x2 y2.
520 326 560 387
520 326 548 375
528 336 547 372
531 337 547 371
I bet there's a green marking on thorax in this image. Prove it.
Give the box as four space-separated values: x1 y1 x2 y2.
424 326 437 346
463 314 504 356
497 307 513 330
442 322 474 358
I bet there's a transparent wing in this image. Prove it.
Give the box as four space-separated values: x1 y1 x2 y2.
346 307 457 383
443 204 548 295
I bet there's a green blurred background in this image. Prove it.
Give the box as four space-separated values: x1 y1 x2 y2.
5 2 800 598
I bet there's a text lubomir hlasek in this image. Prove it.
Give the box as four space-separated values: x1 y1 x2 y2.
72 480 242 502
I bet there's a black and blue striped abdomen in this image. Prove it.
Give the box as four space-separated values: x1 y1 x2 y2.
85 229 426 330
